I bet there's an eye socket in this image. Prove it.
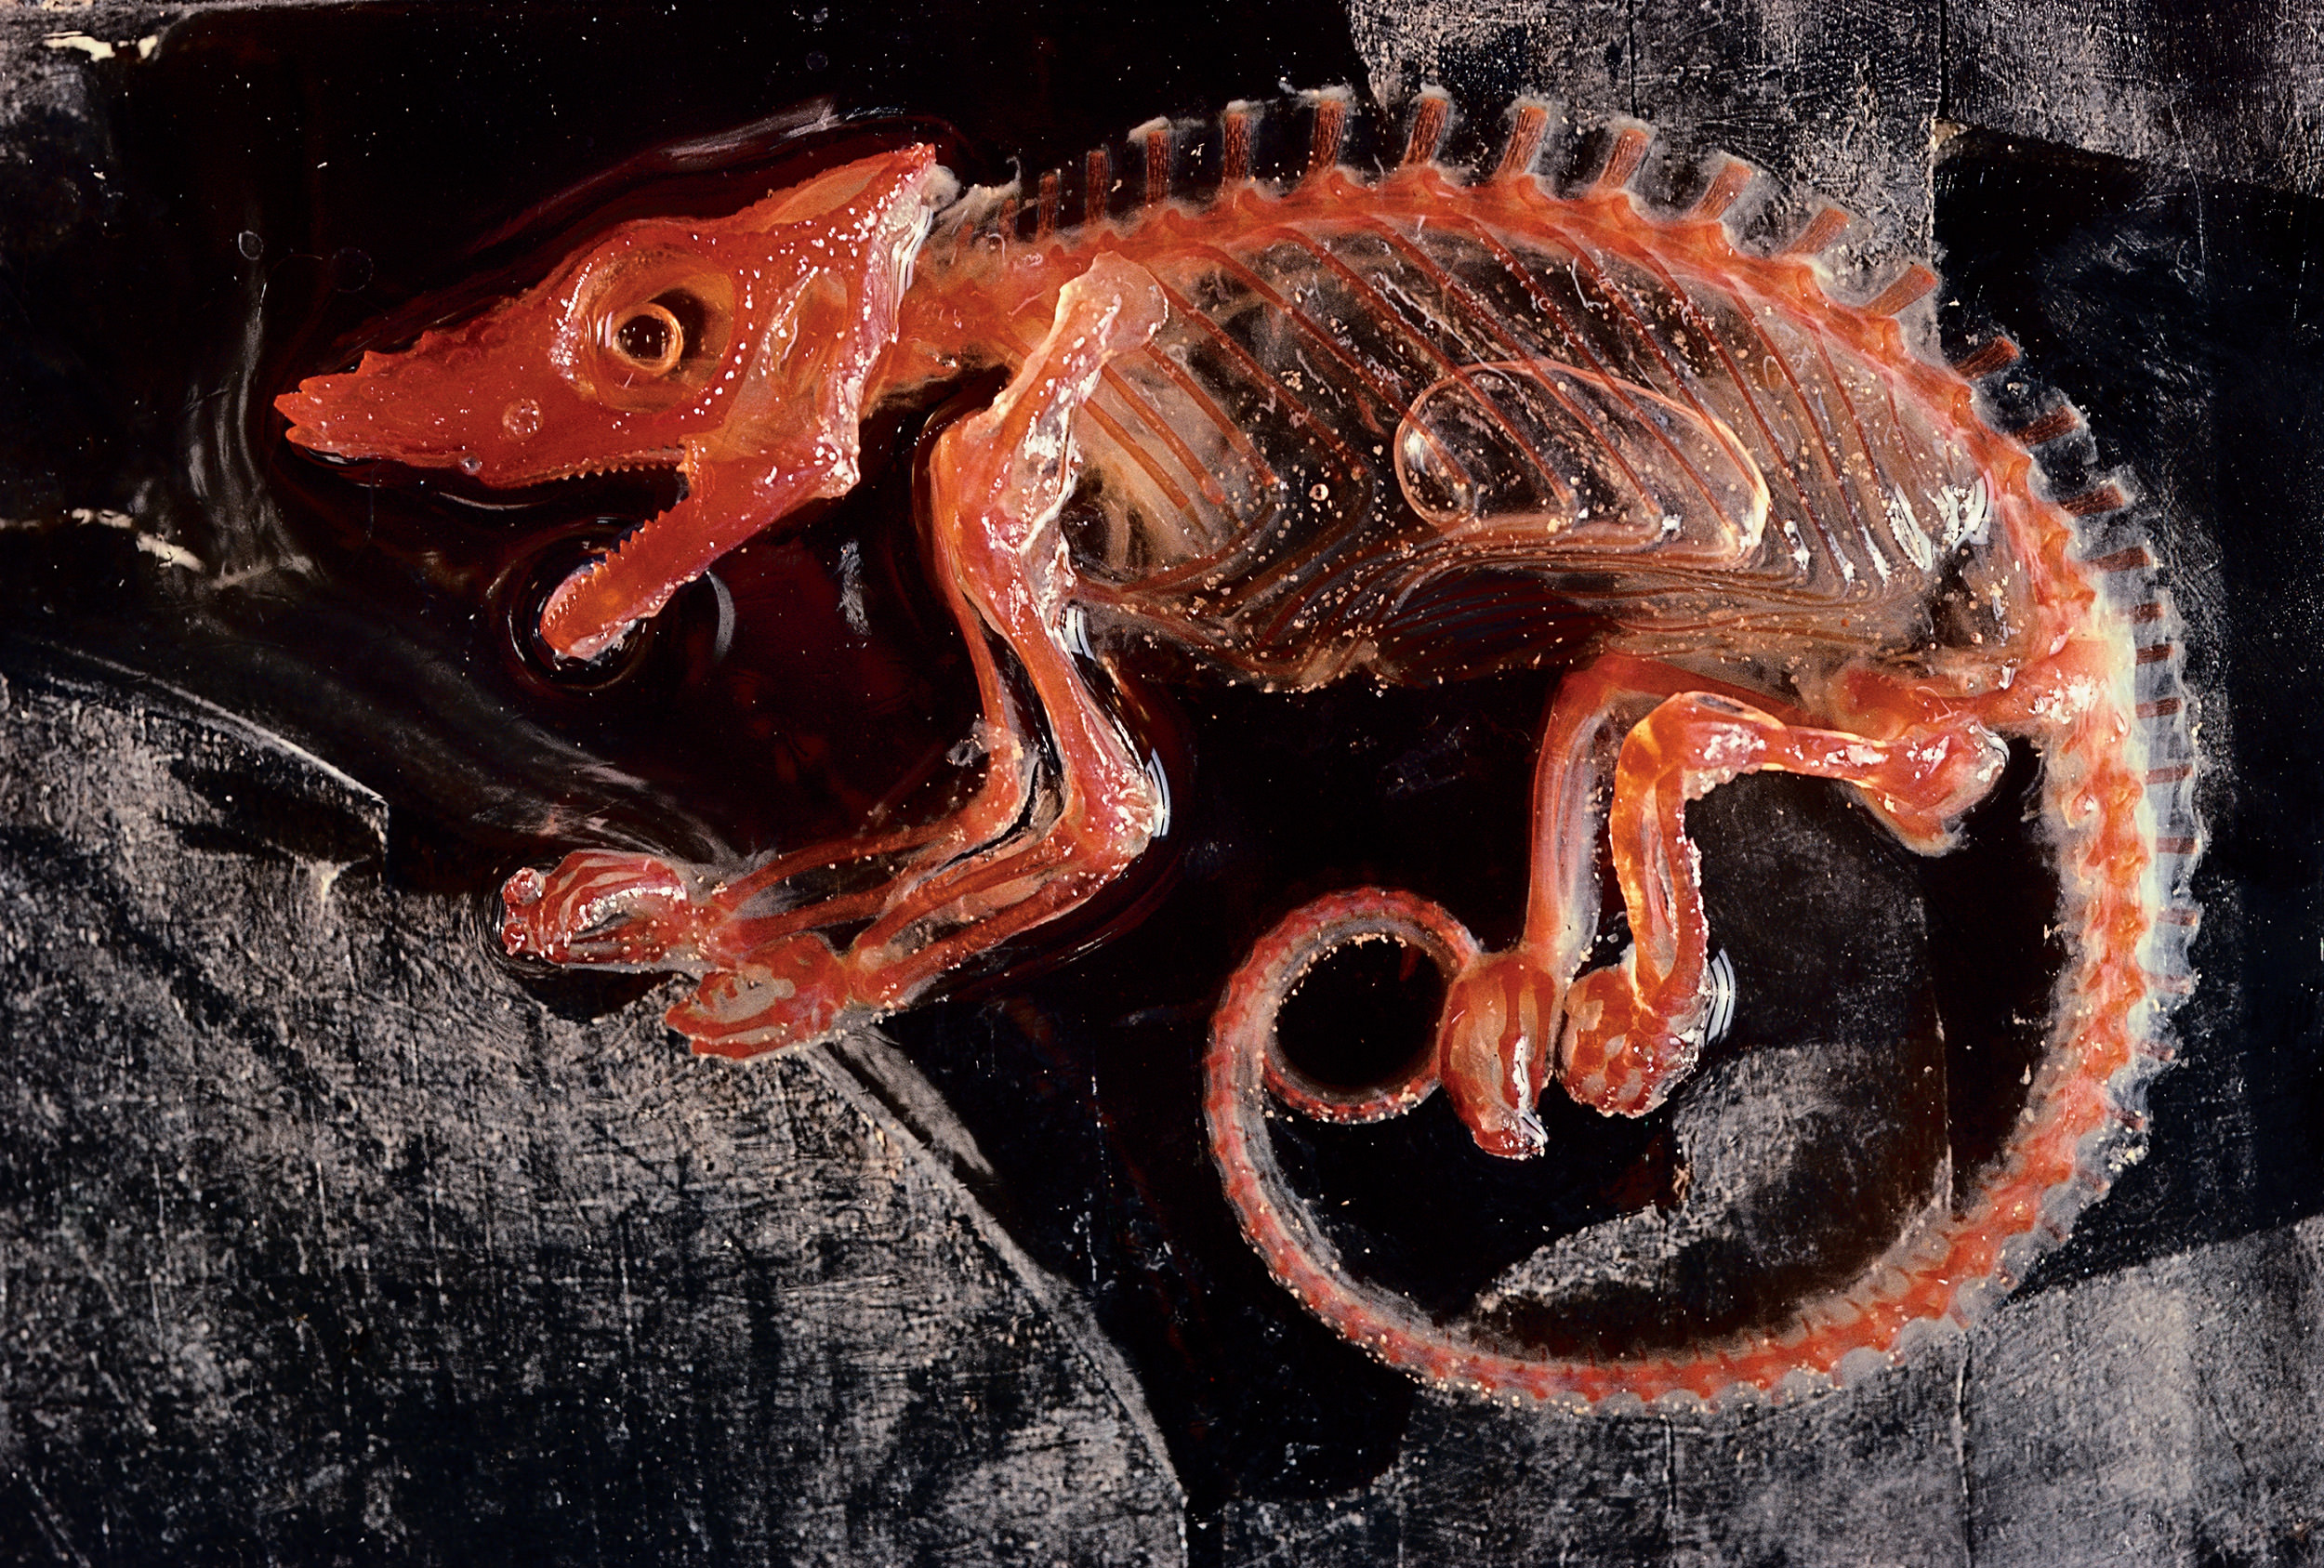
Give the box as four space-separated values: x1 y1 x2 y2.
565 257 733 410
608 301 684 376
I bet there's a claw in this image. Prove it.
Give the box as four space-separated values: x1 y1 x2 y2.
500 850 705 968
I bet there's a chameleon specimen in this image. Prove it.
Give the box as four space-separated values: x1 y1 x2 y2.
276 90 2198 1404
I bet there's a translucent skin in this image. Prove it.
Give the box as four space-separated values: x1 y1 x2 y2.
277 105 2192 1403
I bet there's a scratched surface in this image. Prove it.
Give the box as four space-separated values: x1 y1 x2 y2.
2 0 2321 1563
0 648 1185 1563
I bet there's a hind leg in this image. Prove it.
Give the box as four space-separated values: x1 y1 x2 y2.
1224 655 1735 1157
1552 681 2004 1118
1431 656 1744 1155
1425 655 2004 1153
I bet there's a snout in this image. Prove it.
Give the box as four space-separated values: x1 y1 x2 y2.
275 307 561 477
278 354 469 468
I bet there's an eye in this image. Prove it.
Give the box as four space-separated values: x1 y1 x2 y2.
609 301 683 376
567 265 733 410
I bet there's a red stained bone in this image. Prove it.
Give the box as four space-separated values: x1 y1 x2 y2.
1402 90 1451 167
278 94 2192 1410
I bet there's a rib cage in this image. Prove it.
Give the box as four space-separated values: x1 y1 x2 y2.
910 95 2027 690
893 92 2199 1405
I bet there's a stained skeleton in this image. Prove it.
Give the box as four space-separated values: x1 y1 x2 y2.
278 93 2196 1403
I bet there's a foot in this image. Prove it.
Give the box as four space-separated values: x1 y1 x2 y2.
666 932 866 1058
502 850 710 968
1435 950 1562 1158
1558 955 1706 1116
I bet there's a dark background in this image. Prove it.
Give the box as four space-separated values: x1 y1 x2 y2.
0 0 2318 1562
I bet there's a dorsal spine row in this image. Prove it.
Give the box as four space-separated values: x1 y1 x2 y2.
932 88 1952 335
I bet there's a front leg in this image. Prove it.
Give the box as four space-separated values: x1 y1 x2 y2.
665 254 1173 1054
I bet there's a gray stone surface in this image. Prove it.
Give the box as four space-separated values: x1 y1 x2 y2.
1352 0 1946 244
0 651 1182 1564
1968 1222 2324 1566
1218 1221 2324 1565
1948 0 2324 197
1353 0 2324 245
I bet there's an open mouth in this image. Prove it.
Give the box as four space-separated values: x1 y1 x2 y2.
334 455 691 522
